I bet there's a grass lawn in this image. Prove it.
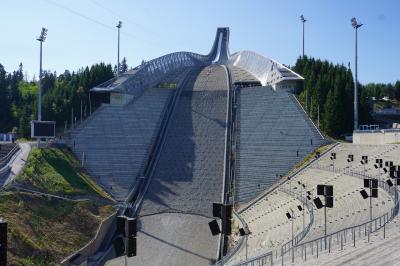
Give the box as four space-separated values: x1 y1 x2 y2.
0 191 114 266
16 146 112 200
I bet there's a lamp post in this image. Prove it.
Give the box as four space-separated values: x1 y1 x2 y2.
36 27 48 121
286 210 295 263
300 15 307 58
116 21 122 77
297 181 306 231
351 17 363 131
300 15 307 111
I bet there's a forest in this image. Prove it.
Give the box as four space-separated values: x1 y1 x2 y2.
292 56 400 137
0 58 128 137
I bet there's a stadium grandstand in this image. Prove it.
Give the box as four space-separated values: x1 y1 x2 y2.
63 28 400 266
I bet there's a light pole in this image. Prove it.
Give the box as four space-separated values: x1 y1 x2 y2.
351 17 363 131
286 210 295 263
300 15 307 111
116 21 122 77
297 181 306 231
36 27 48 121
300 15 307 58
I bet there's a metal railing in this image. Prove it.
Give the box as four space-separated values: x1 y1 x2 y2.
279 188 314 255
281 194 398 265
278 165 400 265
222 143 400 266
215 211 248 266
0 144 20 169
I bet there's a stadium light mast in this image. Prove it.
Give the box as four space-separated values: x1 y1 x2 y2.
300 15 308 111
351 17 363 131
116 21 122 77
36 27 48 121
300 15 307 58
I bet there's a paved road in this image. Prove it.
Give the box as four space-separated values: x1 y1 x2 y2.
106 213 219 266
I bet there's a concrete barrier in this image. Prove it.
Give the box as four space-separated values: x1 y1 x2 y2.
353 130 400 144
61 211 117 266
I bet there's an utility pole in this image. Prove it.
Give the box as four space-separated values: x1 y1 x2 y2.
36 27 48 121
116 21 122 77
351 17 363 131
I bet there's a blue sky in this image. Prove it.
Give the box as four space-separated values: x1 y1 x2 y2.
1 0 399 84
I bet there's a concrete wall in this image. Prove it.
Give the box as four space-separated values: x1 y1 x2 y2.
61 211 117 266
353 131 400 144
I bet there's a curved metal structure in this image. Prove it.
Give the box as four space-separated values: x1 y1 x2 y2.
228 50 303 89
91 27 303 94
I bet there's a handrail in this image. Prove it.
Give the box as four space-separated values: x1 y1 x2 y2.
228 158 399 266
291 176 399 249
0 144 20 169
279 188 315 255
215 211 248 266
223 143 338 266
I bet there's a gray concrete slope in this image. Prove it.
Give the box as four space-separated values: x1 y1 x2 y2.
71 87 173 201
235 87 325 203
134 65 228 265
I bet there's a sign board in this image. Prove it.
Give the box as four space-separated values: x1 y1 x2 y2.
31 121 56 138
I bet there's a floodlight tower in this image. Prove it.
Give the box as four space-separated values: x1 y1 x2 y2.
300 15 308 111
300 15 307 58
116 21 122 77
351 17 363 131
36 27 48 121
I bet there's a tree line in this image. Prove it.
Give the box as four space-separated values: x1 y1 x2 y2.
0 62 122 137
292 56 400 137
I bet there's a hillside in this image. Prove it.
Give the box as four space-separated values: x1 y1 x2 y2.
0 191 114 265
0 145 116 265
14 146 112 200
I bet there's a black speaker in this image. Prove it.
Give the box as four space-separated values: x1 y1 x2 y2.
126 237 137 257
222 204 232 220
387 179 394 187
371 189 378 198
114 238 125 256
116 216 126 236
348 154 353 160
371 179 378 189
213 203 222 218
0 220 7 266
313 197 324 209
317 185 324 195
208 219 220 236
222 219 232 235
325 185 333 196
364 179 370 188
385 161 393 167
360 190 369 199
325 196 334 208
126 218 137 238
